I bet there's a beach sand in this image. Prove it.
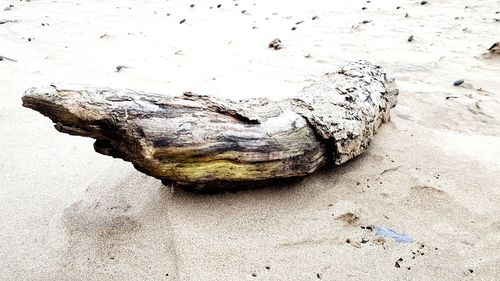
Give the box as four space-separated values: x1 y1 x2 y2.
1 0 499 280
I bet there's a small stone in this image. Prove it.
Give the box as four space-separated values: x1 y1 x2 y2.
190 4 195 8
421 1 428 5
408 35 414 42
268 38 282 50
312 15 319 20
179 19 186 24
291 26 297 30
488 42 500 54
116 65 130 72
453 79 465 86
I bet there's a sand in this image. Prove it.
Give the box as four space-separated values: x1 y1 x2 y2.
1 0 499 280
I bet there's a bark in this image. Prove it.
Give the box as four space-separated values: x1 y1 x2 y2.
22 60 398 190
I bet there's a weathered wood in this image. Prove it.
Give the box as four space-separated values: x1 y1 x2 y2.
22 60 398 190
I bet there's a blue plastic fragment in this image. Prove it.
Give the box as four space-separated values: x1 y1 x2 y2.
375 226 413 243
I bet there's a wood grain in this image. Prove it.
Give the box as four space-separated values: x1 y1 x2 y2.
22 61 398 190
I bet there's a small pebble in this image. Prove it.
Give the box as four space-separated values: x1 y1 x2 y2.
179 19 186 24
421 1 428 5
453 79 465 86
291 26 297 30
116 65 129 72
312 15 319 20
268 38 282 50
408 35 414 42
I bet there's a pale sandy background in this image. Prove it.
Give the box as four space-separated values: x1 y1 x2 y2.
1 0 499 280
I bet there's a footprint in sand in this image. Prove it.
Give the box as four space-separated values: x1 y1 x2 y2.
62 197 139 236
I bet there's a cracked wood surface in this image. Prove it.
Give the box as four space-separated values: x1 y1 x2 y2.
22 60 398 190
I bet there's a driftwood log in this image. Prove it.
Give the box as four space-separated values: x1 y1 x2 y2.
22 61 398 190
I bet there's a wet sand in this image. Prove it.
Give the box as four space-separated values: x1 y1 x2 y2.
1 0 499 280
